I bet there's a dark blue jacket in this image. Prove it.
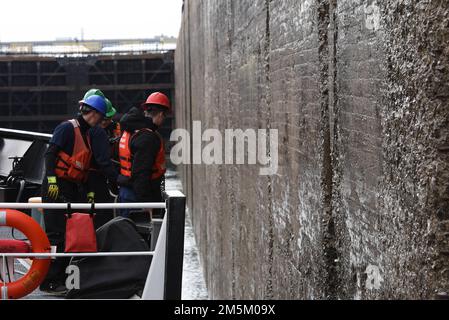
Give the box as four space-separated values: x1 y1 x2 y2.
45 115 90 177
89 125 118 183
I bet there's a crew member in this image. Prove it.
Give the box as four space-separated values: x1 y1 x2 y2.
40 94 107 294
117 92 170 218
82 89 119 228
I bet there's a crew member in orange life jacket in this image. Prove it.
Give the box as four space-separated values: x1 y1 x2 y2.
117 92 170 218
40 95 107 294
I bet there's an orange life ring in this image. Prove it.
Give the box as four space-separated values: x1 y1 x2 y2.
0 209 51 299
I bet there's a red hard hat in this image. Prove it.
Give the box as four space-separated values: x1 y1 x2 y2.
141 92 171 112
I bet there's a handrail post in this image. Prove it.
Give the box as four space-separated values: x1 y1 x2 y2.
163 190 186 300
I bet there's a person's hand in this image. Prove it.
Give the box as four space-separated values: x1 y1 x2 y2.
87 192 95 203
47 176 59 201
109 136 120 145
144 208 153 220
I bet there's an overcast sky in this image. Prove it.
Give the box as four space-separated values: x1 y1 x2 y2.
0 0 183 42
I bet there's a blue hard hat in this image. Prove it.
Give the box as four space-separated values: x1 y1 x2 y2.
80 95 107 116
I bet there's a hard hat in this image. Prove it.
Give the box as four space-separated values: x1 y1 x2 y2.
141 92 171 112
80 95 107 116
83 88 105 100
105 98 117 118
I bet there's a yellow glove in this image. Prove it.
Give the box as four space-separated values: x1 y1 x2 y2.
87 192 95 204
47 176 59 200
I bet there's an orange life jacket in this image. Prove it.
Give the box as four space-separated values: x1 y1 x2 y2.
54 119 92 183
119 128 166 180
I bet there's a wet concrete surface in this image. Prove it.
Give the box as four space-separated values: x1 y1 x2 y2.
165 170 209 300
175 0 449 299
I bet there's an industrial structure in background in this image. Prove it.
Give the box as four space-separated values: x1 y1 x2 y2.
0 37 175 139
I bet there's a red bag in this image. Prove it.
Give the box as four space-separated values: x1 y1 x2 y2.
65 213 97 253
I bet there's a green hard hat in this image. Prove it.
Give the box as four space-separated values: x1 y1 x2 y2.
105 98 117 118
83 88 105 100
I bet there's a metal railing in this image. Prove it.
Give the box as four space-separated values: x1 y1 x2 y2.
0 49 174 58
0 190 186 300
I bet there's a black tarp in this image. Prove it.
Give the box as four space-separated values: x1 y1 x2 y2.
66 216 152 299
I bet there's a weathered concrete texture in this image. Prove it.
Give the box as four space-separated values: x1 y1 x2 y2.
175 0 449 299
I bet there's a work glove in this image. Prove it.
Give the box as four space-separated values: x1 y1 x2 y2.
46 176 59 201
87 192 95 204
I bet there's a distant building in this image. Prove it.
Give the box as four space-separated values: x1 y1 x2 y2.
0 38 175 140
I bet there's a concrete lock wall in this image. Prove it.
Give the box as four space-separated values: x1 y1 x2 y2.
175 0 449 299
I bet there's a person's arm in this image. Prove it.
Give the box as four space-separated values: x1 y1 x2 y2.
44 122 72 176
44 143 60 177
44 122 72 201
131 132 161 202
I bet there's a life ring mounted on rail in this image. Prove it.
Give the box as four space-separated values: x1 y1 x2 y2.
0 209 51 299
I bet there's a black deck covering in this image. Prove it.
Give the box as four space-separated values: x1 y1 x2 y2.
66 216 152 299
